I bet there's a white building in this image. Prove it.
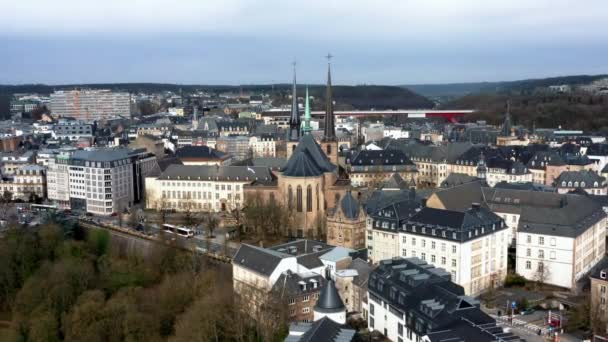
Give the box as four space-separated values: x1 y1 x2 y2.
249 134 276 158
145 164 275 212
515 198 606 289
50 89 131 120
486 161 532 187
383 126 410 139
47 148 158 214
367 205 509 295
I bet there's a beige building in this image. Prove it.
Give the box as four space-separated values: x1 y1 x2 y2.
590 268 608 334
346 149 417 188
0 164 47 200
326 191 366 249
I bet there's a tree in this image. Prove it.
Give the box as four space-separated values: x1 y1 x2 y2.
534 261 551 290
205 213 219 239
127 210 140 229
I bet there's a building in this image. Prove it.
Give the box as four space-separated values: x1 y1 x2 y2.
367 258 524 342
285 316 356 342
326 191 366 249
590 266 608 334
485 160 532 187
515 197 606 289
145 164 275 212
367 204 508 295
215 135 251 161
174 145 231 166
334 258 373 314
47 148 158 214
555 170 607 195
217 121 249 136
250 134 277 158
272 270 325 323
50 89 131 120
0 164 46 200
52 120 95 141
346 149 417 188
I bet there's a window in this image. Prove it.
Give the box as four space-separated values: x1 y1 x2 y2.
538 250 544 259
431 255 436 263
422 240 426 248
412 238 416 246
526 261 531 269
402 236 407 244
402 249 407 257
441 257 446 265
421 253 426 260
303 295 309 302
451 245 456 253
527 235 531 243
306 185 312 212
288 186 293 209
302 307 310 314
550 251 556 259
550 238 556 246
288 298 296 305
369 303 374 316
296 185 302 212
601 286 606 294
526 248 531 257
539 237 544 245
431 241 436 249
451 259 456 267
398 323 403 336
441 243 446 252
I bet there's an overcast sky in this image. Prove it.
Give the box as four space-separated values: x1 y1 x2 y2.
1 0 607 85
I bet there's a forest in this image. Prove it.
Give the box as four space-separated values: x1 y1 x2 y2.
0 219 285 342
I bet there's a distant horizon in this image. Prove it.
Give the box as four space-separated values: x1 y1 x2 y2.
2 72 607 88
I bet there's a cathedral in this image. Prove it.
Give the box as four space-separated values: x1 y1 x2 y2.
245 59 351 238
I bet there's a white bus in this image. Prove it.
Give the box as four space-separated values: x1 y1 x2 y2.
162 224 194 238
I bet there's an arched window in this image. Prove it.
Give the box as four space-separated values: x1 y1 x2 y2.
581 181 586 187
567 181 572 187
288 185 293 209
306 185 313 212
316 184 320 210
326 144 332 155
574 181 579 187
562 181 566 187
296 185 303 212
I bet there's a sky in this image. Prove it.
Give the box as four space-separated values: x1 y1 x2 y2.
1 0 607 85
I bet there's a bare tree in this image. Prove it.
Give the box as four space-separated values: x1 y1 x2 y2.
534 261 551 290
205 212 219 239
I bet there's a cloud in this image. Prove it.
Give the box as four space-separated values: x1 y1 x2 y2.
2 0 607 42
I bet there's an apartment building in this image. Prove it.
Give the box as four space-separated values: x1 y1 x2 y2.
367 258 523 342
590 267 608 334
367 204 508 295
47 148 158 214
516 198 606 289
50 89 131 120
0 164 46 200
52 120 95 141
144 164 275 212
249 134 276 158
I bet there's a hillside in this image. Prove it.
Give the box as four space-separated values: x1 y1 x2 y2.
443 92 608 132
404 74 608 98
0 83 434 116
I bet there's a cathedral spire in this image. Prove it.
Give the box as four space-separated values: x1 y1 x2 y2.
302 86 312 134
323 54 336 141
289 61 301 141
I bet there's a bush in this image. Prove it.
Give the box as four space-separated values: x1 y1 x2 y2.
504 273 526 287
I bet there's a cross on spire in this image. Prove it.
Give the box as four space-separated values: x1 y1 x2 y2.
325 53 333 63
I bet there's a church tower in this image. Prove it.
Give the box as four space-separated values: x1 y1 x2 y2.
302 87 312 135
320 54 339 165
288 62 301 141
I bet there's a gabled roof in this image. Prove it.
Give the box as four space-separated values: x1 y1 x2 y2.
282 134 336 177
285 317 356 342
233 244 290 277
379 172 410 190
555 170 606 188
339 192 361 219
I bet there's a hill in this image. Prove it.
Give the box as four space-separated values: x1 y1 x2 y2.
403 74 608 98
0 83 434 117
443 92 608 132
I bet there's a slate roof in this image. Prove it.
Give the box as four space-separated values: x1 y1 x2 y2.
339 192 361 219
527 150 565 169
70 148 135 162
408 207 502 232
315 278 346 314
555 170 606 188
425 319 525 342
348 149 415 167
272 271 325 298
369 258 496 338
379 173 411 190
430 181 607 238
440 173 479 188
285 317 356 342
233 244 289 277
157 164 276 184
175 145 229 160
282 134 336 177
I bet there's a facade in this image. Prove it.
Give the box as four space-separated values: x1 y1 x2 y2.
0 164 47 200
145 164 275 212
334 258 373 314
215 135 250 161
50 89 131 120
52 120 95 141
249 134 276 158
272 271 325 323
346 149 417 188
590 267 608 334
485 160 532 187
367 205 508 295
47 148 158 214
515 200 606 289
326 192 366 249
367 258 523 342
